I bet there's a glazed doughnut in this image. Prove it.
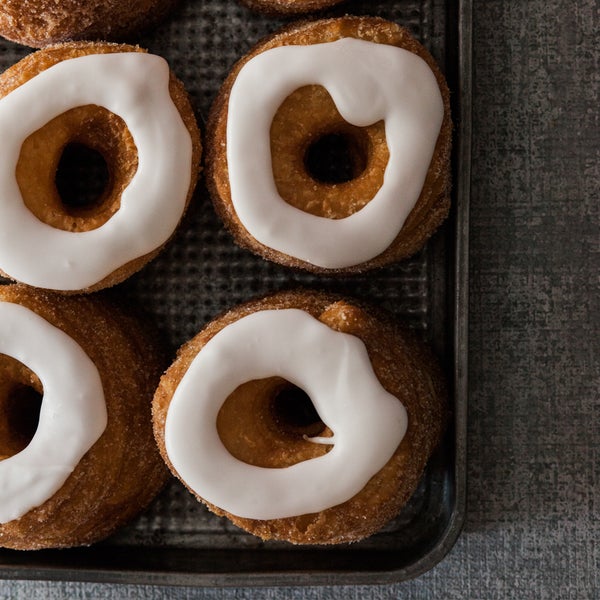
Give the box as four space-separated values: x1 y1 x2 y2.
0 284 169 550
0 41 201 293
206 17 452 274
239 0 346 16
153 290 447 544
0 0 178 48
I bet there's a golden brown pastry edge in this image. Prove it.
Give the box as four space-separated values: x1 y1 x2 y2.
205 16 452 275
152 289 448 545
0 41 202 294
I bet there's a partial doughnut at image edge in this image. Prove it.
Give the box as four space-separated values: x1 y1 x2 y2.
0 0 180 48
238 0 347 16
0 284 169 550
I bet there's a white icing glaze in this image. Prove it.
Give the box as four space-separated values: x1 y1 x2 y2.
226 38 444 268
0 301 107 524
165 308 407 520
0 52 193 291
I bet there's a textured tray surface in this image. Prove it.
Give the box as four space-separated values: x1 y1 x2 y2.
0 0 466 586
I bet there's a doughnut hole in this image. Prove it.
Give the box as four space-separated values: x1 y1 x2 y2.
16 105 138 232
304 130 369 184
0 355 43 459
270 383 324 438
55 143 109 211
217 377 333 468
270 85 389 219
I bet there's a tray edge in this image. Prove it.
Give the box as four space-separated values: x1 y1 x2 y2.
0 0 472 587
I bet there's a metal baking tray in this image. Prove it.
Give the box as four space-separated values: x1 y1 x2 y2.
0 0 471 586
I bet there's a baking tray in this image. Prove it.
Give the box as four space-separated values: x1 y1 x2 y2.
0 0 471 586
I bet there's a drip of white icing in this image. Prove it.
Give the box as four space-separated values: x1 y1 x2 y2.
226 38 444 268
0 52 193 291
165 309 407 520
0 301 107 524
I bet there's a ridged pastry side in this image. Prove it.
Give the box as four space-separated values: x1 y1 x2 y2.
0 284 169 550
153 289 447 544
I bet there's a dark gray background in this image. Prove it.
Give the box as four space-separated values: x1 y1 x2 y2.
0 0 598 597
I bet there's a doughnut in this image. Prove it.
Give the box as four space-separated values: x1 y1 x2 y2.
206 17 452 274
239 0 346 16
0 284 169 550
0 0 178 48
153 290 447 544
0 41 201 293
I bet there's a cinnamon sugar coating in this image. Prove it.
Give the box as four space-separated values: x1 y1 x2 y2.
0 0 178 48
0 41 202 294
153 290 447 544
239 0 346 15
0 285 169 550
206 16 452 274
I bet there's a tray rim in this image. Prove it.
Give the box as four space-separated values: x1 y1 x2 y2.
0 0 471 587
